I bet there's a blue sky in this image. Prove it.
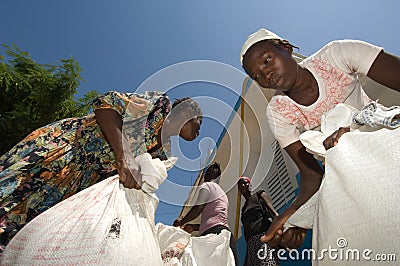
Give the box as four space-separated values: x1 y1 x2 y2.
1 0 399 224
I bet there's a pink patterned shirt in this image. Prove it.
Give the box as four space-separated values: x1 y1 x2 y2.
266 40 382 148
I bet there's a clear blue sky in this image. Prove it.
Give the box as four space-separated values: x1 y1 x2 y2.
1 0 399 224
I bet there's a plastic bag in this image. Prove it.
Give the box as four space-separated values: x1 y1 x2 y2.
1 176 163 265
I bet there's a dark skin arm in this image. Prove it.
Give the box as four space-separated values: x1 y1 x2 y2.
173 204 206 227
367 50 400 92
260 191 279 217
261 141 323 247
323 127 350 150
182 224 200 233
276 227 307 249
94 108 141 189
174 187 209 227
323 51 400 150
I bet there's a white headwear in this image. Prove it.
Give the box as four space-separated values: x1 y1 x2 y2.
240 28 282 65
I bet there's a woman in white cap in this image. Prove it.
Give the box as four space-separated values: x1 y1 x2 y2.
240 29 400 246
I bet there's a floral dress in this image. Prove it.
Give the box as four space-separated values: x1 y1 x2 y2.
0 90 171 251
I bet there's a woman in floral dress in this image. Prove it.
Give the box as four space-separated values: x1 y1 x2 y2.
0 90 203 251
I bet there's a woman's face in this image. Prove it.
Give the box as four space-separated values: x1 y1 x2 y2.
179 116 202 141
243 41 299 92
237 179 250 195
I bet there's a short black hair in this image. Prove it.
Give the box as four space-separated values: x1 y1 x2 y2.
203 162 221 181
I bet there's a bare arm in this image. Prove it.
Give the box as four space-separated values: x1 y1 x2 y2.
323 127 351 150
260 191 279 217
180 205 206 225
261 141 323 244
173 187 209 226
320 52 400 151
94 108 123 158
367 50 400 92
283 141 323 214
182 224 200 233
95 108 141 189
173 204 206 227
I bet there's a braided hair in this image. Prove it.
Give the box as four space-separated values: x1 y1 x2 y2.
251 39 299 52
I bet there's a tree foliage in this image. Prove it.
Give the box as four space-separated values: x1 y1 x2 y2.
0 44 99 154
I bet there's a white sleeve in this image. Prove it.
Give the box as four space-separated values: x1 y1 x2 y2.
325 40 383 75
266 106 300 148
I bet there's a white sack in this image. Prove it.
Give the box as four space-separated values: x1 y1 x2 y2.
313 127 400 265
136 153 177 194
156 223 191 266
156 224 235 266
181 230 235 266
1 152 172 265
287 103 400 265
1 176 163 265
299 103 358 160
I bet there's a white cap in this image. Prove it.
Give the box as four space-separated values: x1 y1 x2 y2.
240 28 282 65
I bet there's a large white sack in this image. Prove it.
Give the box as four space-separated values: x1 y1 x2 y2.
156 223 191 266
1 176 163 265
181 230 235 266
286 103 400 265
155 224 235 266
313 127 400 265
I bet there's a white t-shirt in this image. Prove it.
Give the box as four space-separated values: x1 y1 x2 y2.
266 40 383 148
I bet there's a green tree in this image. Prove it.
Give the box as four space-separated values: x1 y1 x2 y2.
0 44 99 154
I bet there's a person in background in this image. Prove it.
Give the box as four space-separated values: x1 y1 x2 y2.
240 28 400 247
237 176 282 266
0 90 203 251
173 162 239 265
